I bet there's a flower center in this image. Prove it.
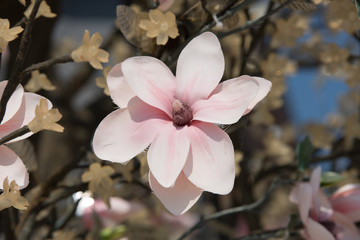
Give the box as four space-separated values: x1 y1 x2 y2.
172 99 193 127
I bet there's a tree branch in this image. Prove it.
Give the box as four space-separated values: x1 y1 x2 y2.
177 179 293 240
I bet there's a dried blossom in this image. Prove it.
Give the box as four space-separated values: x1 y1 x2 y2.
28 98 64 133
24 0 56 19
319 43 349 75
113 161 133 183
0 18 23 53
0 177 29 211
305 123 334 150
272 15 307 47
95 66 111 95
345 63 360 87
343 114 360 149
81 163 115 206
71 30 109 69
327 0 360 33
139 9 179 45
260 53 296 110
25 70 56 92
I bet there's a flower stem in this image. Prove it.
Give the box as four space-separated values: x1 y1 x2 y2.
0 126 30 146
21 54 73 76
218 0 296 39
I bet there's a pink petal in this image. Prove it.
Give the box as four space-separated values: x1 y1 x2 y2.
331 211 360 240
107 63 136 108
0 93 52 142
306 218 336 240
83 197 143 229
93 97 169 163
149 171 203 215
148 122 190 188
0 81 24 124
156 0 175 11
331 184 360 222
121 56 176 117
310 167 322 217
0 145 29 190
243 77 272 115
183 121 235 194
289 183 313 225
175 32 225 105
192 76 259 124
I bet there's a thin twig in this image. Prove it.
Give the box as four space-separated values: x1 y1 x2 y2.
176 179 293 240
0 0 44 123
21 54 73 76
164 0 252 66
0 126 30 145
218 0 296 39
15 145 89 235
13 17 26 28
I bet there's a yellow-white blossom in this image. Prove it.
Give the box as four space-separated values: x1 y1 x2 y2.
0 18 23 53
95 66 111 95
28 98 64 133
25 70 56 92
24 0 56 19
71 30 109 70
0 178 29 211
139 9 178 45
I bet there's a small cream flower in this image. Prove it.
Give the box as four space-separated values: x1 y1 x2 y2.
95 66 111 95
28 98 64 133
139 9 178 45
25 70 56 92
0 18 23 53
0 177 29 211
24 0 56 19
71 30 109 70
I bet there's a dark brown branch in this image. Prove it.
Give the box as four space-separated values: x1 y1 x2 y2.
177 179 293 240
0 0 44 123
0 126 30 145
21 54 73 76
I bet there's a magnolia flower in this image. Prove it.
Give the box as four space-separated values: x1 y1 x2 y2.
71 30 109 70
24 0 56 19
0 81 50 189
0 18 23 53
330 184 360 223
290 167 360 240
93 32 271 215
28 98 64 133
139 9 178 45
82 197 143 229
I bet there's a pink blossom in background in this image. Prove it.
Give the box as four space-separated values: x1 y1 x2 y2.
330 184 360 223
0 81 51 189
93 32 271 215
290 167 360 240
82 197 143 229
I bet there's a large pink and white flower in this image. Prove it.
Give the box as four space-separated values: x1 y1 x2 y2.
0 81 50 189
290 167 360 240
330 184 360 223
93 32 271 215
